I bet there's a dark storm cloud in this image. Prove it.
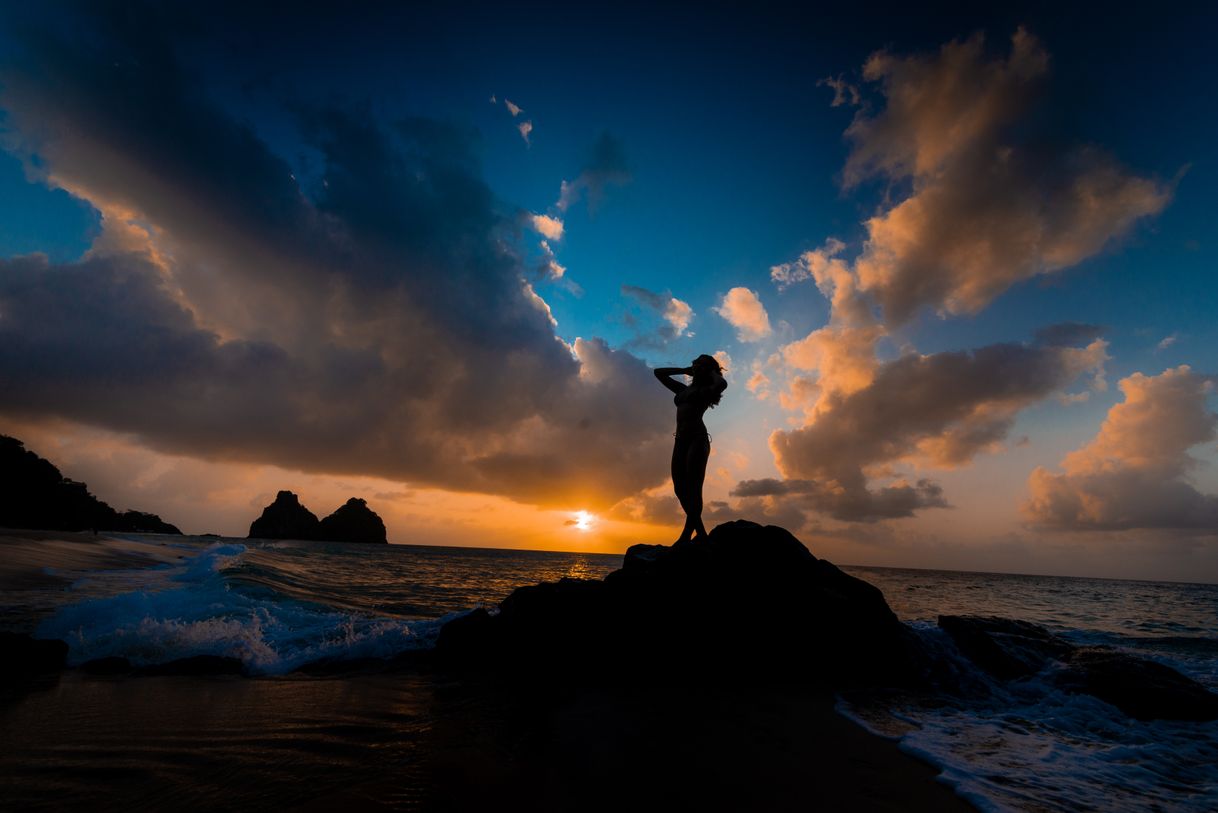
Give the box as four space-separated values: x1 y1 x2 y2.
0 4 670 508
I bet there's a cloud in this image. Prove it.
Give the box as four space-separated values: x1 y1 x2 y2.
1024 366 1218 531
504 99 523 117
0 6 671 510
1034 322 1107 347
838 29 1171 324
556 132 631 213
774 239 884 418
759 337 1108 521
517 120 533 145
1157 333 1179 351
817 75 860 107
530 213 564 241
621 285 694 347
714 287 772 342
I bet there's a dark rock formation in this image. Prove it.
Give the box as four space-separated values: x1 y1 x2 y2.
938 615 1073 680
939 614 1218 721
247 492 388 543
137 655 245 676
0 632 69 684
248 490 320 540
0 435 181 534
80 656 133 675
1057 647 1218 722
437 520 926 687
318 497 387 544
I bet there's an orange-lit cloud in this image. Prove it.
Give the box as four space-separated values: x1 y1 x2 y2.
714 287 772 342
1024 366 1218 531
530 213 565 241
843 29 1171 324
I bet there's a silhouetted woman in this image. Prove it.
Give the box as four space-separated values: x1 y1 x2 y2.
654 355 727 544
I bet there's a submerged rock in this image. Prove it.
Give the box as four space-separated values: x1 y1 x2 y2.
437 520 926 687
317 497 387 544
938 614 1218 721
248 490 321 540
1057 647 1218 722
938 615 1073 680
0 632 68 683
137 655 245 676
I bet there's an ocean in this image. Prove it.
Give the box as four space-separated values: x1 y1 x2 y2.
3 533 1217 812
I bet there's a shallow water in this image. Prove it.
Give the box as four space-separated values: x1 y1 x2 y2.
4 534 1217 812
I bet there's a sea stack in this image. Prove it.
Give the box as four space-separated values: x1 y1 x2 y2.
248 490 321 540
318 497 387 544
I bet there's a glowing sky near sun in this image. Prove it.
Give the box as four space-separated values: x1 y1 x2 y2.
1 4 1216 581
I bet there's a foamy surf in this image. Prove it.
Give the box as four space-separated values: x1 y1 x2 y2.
36 541 443 674
839 621 1218 813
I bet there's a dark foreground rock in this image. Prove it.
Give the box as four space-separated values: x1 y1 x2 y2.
249 490 321 540
437 520 926 687
318 497 387 544
0 632 68 683
939 614 1218 721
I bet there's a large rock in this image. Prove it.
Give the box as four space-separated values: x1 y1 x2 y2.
938 615 1218 721
317 498 387 544
1057 647 1218 722
248 490 320 540
437 520 926 687
938 615 1073 680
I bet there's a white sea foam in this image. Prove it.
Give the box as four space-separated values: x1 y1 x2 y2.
36 541 443 674
839 622 1218 812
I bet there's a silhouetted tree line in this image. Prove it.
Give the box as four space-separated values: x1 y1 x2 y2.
0 435 181 534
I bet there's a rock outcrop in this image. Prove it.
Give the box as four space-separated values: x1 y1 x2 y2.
248 490 321 540
939 614 1218 721
0 434 181 534
318 498 387 544
937 615 1073 680
437 520 927 687
0 632 69 685
248 492 388 543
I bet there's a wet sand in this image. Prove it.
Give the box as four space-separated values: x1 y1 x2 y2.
1 670 973 812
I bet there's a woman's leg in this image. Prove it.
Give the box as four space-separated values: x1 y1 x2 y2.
683 435 711 539
672 438 696 543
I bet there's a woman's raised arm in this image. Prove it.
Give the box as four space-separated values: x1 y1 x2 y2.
654 366 691 395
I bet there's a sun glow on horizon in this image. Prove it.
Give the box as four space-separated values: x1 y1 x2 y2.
570 510 596 532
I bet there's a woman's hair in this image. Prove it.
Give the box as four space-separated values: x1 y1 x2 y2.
691 354 728 408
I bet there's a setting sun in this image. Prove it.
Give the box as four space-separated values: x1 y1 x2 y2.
571 510 596 532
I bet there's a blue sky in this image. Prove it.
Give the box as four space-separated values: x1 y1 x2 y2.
1 2 1217 579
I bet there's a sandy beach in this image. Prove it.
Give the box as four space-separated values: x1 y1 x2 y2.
2 667 972 812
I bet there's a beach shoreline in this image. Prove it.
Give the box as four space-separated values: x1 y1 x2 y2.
1 669 973 812
0 530 974 811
